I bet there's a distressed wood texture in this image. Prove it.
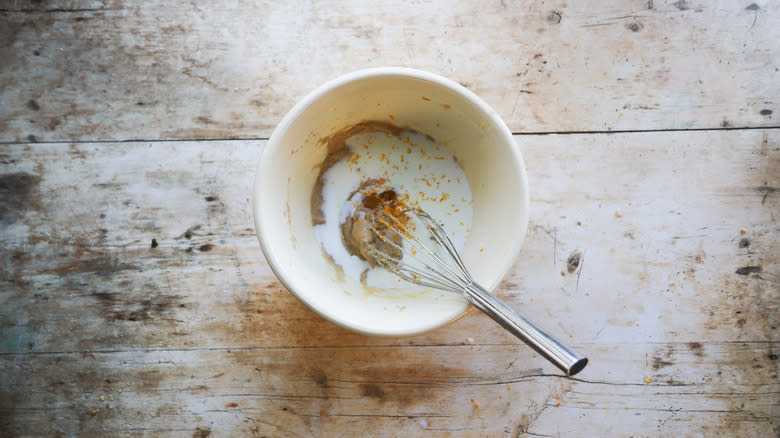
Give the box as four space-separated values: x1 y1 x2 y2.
1 129 778 436
1 0 779 143
1 1 779 436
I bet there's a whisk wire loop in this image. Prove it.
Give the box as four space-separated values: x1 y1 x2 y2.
369 207 472 290
364 205 588 376
413 209 474 283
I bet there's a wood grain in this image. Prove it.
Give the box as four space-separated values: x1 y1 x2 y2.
1 129 778 436
2 343 776 436
2 0 779 143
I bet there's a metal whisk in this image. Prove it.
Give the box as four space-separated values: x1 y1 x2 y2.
367 206 588 376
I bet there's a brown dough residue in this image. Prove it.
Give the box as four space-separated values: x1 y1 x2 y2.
340 180 404 268
310 121 409 225
310 121 426 282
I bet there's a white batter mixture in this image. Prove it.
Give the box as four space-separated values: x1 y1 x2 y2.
314 124 473 289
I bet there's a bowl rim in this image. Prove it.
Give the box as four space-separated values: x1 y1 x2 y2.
253 67 529 336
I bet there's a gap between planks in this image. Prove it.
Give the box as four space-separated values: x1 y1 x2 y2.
1 340 775 358
0 126 778 146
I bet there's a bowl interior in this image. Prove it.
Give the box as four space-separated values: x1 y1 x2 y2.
255 68 529 336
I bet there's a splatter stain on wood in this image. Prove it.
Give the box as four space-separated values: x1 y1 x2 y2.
566 250 582 274
360 383 386 400
0 172 42 224
192 427 211 438
688 342 704 358
311 368 328 386
652 356 674 370
625 21 644 32
673 0 689 10
547 10 562 24
735 266 761 275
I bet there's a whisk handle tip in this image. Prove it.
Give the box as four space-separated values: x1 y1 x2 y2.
568 357 589 376
464 282 588 376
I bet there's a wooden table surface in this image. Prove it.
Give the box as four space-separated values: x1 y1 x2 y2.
1 1 778 436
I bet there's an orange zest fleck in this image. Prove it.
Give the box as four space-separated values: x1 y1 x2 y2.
422 96 431 101
388 114 395 120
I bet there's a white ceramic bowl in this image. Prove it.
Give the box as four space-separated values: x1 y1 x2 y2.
254 67 529 336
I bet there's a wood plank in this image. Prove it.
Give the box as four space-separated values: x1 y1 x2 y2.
1 129 778 435
2 1 779 142
1 343 777 436
1 131 777 352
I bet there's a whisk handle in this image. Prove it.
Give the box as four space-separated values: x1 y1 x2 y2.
464 283 588 376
